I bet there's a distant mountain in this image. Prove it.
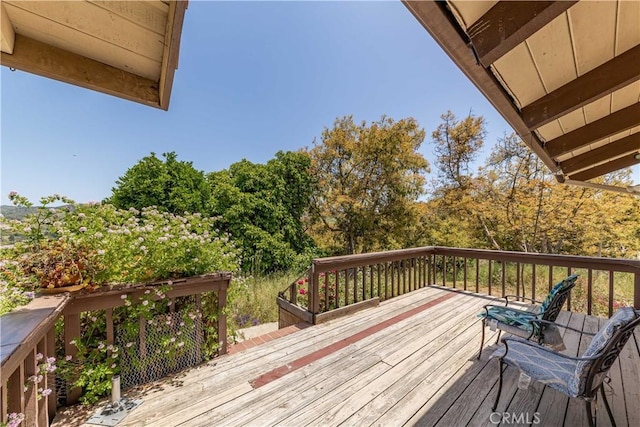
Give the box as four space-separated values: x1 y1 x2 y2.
0 205 38 221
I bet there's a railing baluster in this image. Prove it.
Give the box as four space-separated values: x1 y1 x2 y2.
587 269 593 315
7 365 23 418
634 271 640 312
336 271 341 308
36 338 47 426
24 350 37 425
475 259 479 293
46 326 56 420
501 261 506 298
488 259 492 296
345 269 350 305
463 258 468 291
608 271 614 317
384 262 389 300
567 267 572 312
548 266 553 292
370 264 374 298
453 256 457 289
532 264 536 302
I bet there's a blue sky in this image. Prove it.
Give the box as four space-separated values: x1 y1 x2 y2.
1 1 516 205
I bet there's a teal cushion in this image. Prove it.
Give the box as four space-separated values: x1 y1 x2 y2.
538 274 578 315
485 306 537 332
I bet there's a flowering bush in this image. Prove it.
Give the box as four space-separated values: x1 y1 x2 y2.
0 193 241 311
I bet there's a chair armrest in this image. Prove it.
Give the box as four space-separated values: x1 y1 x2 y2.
528 319 596 336
504 295 543 306
500 336 599 361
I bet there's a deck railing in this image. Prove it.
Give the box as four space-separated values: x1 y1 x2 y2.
278 246 640 326
1 273 231 426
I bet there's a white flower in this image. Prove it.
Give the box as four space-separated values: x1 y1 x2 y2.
79 227 87 233
65 355 73 361
177 342 184 348
170 337 176 343
41 388 52 397
120 294 127 300
142 300 149 306
36 353 44 361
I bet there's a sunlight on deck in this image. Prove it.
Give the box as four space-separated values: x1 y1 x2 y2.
54 286 640 427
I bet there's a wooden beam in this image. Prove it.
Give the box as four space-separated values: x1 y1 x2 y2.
568 152 640 182
468 1 577 66
159 0 188 110
0 3 15 54
546 103 640 158
1 34 161 108
522 45 640 129
560 133 640 174
402 0 560 176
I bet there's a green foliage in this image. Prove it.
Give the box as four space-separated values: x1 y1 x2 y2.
106 152 212 215
209 151 317 273
307 115 430 254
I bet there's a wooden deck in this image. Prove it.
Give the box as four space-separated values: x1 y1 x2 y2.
55 286 640 427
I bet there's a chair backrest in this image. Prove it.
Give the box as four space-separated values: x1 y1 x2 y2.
538 274 579 321
572 307 640 398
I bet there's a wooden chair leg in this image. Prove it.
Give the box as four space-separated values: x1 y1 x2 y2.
600 385 616 427
478 320 486 360
492 359 504 411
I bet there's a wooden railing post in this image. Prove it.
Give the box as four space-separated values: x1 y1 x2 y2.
309 266 320 322
218 285 228 355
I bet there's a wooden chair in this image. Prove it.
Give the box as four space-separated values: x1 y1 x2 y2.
477 274 579 359
492 307 640 427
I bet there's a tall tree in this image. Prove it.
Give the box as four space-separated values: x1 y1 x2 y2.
208 151 316 273
106 152 211 215
307 115 430 254
431 110 486 191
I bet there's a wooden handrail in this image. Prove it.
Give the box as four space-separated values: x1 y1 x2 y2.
1 273 232 425
1 295 69 426
278 246 640 327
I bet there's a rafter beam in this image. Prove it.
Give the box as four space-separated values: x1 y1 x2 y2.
1 3 15 54
560 133 640 175
159 0 188 110
1 34 161 108
569 152 640 182
468 1 576 67
546 103 640 158
522 45 640 129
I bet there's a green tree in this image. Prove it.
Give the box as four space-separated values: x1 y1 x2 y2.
106 152 211 215
209 151 316 273
307 115 430 254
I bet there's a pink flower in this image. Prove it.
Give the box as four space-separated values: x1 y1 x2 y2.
299 288 306 295
297 280 304 285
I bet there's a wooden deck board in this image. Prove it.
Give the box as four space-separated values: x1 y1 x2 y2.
52 287 639 427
